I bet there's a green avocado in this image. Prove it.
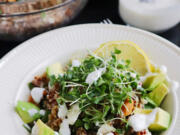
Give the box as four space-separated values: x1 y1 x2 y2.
134 107 171 132
148 83 169 106
15 101 41 123
149 108 171 131
32 119 55 135
143 73 166 90
46 62 64 77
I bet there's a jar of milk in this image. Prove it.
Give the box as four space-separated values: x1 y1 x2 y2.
119 0 180 32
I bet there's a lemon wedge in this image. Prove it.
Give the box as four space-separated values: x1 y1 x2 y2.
94 40 152 75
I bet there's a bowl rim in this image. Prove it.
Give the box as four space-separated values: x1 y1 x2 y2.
0 0 76 17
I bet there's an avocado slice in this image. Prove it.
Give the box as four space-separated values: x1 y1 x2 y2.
143 73 166 90
145 97 158 107
149 108 171 131
46 62 64 77
15 101 41 123
32 119 56 135
134 107 171 132
148 83 169 106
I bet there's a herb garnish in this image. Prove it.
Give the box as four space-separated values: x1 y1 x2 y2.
50 49 145 131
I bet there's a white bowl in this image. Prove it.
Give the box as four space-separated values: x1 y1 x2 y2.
0 24 179 135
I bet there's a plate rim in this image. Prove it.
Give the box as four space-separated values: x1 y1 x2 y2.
0 24 180 65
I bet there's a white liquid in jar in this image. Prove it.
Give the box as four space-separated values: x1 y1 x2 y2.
119 0 180 31
124 0 179 10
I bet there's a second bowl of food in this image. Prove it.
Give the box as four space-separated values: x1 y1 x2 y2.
0 0 87 41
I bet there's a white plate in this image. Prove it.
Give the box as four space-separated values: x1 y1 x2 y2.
0 24 179 134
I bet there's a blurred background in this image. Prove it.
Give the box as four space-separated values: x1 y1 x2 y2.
0 0 180 58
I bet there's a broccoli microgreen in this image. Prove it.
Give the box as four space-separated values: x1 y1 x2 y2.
49 49 146 131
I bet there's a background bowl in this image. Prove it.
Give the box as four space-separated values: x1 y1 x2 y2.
0 0 87 41
0 24 179 135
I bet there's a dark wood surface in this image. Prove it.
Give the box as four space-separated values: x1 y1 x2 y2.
0 0 180 58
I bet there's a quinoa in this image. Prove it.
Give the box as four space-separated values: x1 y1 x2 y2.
30 73 62 131
76 127 87 135
47 105 62 131
31 73 49 88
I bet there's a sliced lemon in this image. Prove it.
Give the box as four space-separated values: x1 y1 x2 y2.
94 40 152 75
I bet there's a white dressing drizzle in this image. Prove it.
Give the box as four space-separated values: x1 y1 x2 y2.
67 103 81 125
97 124 115 135
28 109 39 117
85 67 106 85
58 104 68 119
54 132 59 135
31 123 39 135
128 108 157 132
145 129 152 135
140 72 157 82
106 132 114 135
59 119 71 135
39 110 45 116
170 81 179 91
159 65 179 91
31 87 45 104
72 60 81 67
130 72 137 78
159 65 167 73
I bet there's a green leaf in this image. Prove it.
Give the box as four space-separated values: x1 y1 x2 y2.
74 119 83 128
41 110 50 123
28 82 35 90
93 96 105 104
84 123 90 130
102 106 110 118
114 48 121 54
116 128 123 134
49 75 57 86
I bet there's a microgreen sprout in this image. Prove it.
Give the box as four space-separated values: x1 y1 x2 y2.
49 48 146 132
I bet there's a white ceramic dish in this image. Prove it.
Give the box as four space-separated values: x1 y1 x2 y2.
0 24 179 135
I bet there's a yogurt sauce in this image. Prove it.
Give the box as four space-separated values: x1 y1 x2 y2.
31 87 45 104
72 59 81 67
159 65 179 91
28 109 39 117
128 108 158 132
140 65 179 91
39 110 45 116
58 104 68 119
140 72 157 82
67 103 81 125
106 133 114 135
59 119 71 135
85 67 106 85
31 123 39 135
97 124 115 135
